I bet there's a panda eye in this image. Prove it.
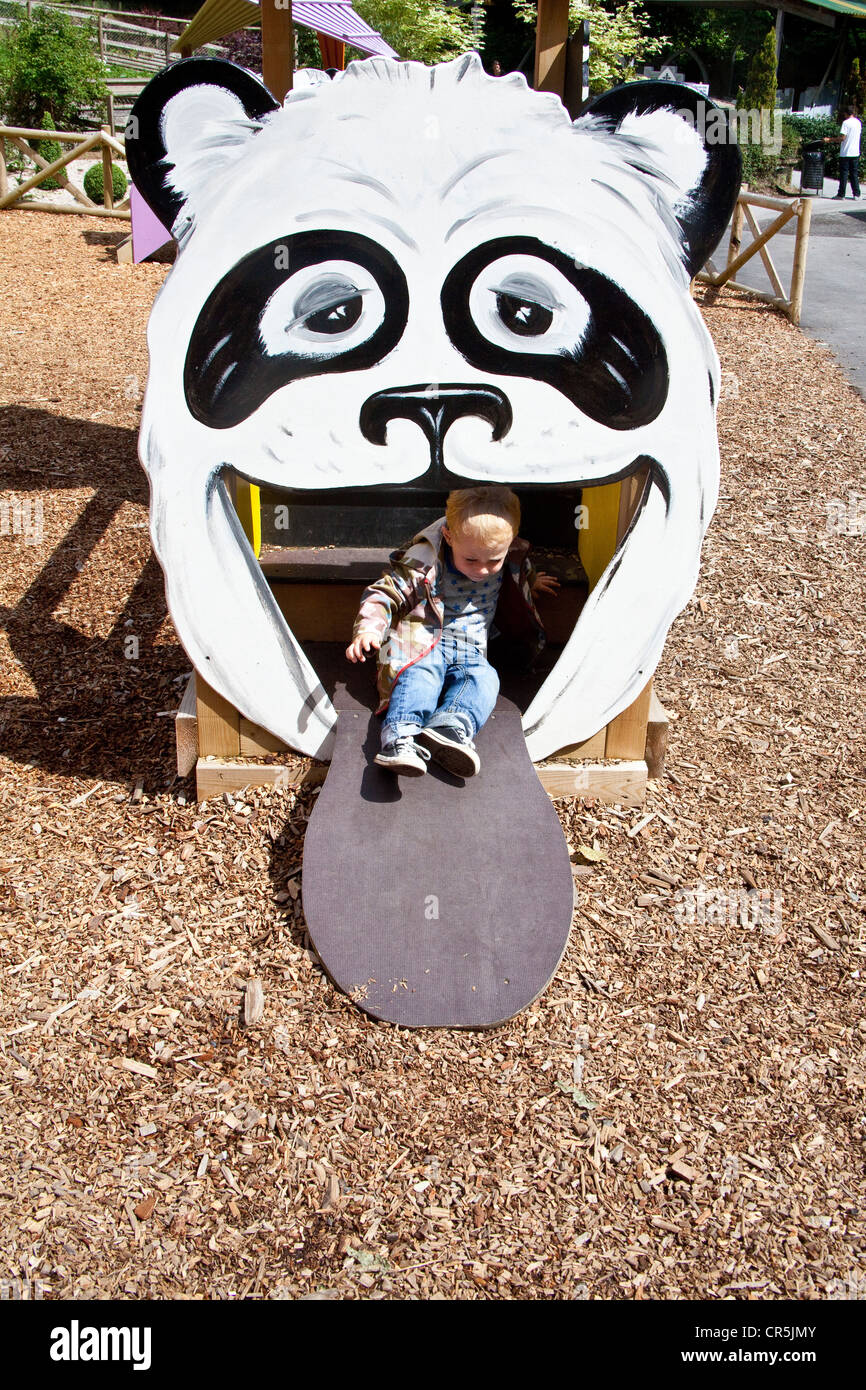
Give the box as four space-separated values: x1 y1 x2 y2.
184 230 409 428
305 297 363 333
260 267 382 356
495 293 553 337
442 238 668 431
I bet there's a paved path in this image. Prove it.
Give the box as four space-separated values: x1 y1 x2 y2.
720 174 866 399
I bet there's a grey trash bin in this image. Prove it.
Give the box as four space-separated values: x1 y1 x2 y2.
800 142 825 196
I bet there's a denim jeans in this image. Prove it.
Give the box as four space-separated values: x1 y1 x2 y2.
838 156 861 197
381 639 500 747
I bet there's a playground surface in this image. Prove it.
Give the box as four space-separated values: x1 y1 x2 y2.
1 212 865 1301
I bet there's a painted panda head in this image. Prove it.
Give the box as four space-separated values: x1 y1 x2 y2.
127 54 740 760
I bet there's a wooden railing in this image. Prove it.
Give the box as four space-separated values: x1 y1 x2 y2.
698 191 813 325
0 124 130 219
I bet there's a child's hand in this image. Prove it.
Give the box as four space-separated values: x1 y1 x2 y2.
346 631 382 663
532 571 560 597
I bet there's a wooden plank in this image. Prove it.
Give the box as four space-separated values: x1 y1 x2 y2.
239 718 286 756
116 233 134 263
537 760 647 807
709 204 797 288
534 0 569 96
261 0 294 104
6 202 130 219
605 678 653 759
101 124 114 211
196 758 326 799
175 673 198 777
743 201 785 300
645 690 670 780
550 728 607 761
270 582 366 641
195 672 240 757
0 139 7 200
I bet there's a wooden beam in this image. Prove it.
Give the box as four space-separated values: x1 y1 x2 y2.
261 0 294 105
175 673 198 777
644 690 670 780
195 671 240 757
196 757 326 799
605 679 653 760
534 0 569 97
537 759 647 807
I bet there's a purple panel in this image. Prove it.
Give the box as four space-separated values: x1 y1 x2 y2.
130 182 172 263
292 1 397 57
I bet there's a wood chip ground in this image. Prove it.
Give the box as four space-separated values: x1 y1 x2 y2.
1 214 864 1301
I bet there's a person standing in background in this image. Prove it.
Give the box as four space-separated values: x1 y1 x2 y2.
825 106 862 199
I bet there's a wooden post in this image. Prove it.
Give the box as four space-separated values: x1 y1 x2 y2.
789 196 812 327
261 0 294 104
727 197 745 270
534 0 569 97
101 124 114 210
0 140 7 201
165 32 172 65
98 13 106 61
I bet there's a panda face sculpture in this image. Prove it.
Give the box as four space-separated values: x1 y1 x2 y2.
128 54 740 761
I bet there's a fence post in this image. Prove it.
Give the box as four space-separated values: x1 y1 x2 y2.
0 139 8 201
727 195 745 273
101 124 114 211
789 196 812 326
98 13 106 61
165 32 172 64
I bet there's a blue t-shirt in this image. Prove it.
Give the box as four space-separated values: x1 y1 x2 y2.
439 545 503 662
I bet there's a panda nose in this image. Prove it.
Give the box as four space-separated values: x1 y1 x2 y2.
360 383 512 474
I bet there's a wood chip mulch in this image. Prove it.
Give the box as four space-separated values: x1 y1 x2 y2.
1 213 864 1302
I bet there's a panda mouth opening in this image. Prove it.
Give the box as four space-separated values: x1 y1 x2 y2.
226 452 664 752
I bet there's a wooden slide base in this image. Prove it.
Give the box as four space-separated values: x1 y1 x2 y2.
301 697 575 1028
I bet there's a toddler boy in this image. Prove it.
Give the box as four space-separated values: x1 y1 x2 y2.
346 486 558 777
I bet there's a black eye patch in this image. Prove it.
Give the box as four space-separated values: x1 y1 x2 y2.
441 236 668 430
184 231 409 429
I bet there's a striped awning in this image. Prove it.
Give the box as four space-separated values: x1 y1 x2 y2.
173 0 397 59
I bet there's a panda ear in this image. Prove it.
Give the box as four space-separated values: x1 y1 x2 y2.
126 57 280 233
582 82 742 278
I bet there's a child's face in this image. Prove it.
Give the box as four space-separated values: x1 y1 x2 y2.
443 522 514 581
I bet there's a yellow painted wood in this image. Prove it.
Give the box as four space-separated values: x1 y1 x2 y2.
233 480 262 557
577 481 621 590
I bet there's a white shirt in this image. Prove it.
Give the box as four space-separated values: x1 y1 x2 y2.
840 116 861 158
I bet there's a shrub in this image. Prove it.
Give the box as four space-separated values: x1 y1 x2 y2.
37 111 63 191
0 8 107 130
742 28 777 116
83 160 128 204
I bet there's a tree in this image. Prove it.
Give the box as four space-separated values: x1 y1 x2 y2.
512 0 666 93
0 7 107 130
350 0 475 65
742 26 777 114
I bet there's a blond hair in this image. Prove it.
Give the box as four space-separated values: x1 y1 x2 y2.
445 486 520 547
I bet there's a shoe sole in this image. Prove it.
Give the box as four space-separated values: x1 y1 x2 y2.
374 754 427 776
416 728 480 777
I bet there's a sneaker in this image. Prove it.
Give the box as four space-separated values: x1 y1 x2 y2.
374 737 431 776
416 725 481 777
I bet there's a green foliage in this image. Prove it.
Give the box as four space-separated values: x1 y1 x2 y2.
845 57 866 115
37 110 63 190
83 160 128 204
350 0 474 64
742 28 777 115
513 0 667 94
0 7 108 129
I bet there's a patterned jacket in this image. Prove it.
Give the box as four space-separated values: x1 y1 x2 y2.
353 517 546 712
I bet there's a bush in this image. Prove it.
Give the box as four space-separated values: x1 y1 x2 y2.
83 160 128 204
0 8 107 130
37 111 63 191
742 28 777 116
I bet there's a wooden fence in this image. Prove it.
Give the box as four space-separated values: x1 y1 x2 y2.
0 124 130 218
698 191 813 326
